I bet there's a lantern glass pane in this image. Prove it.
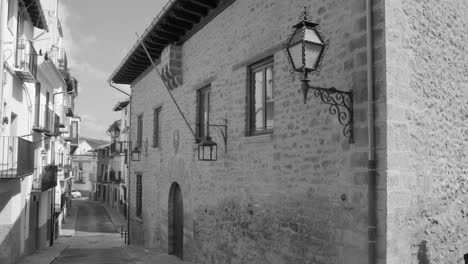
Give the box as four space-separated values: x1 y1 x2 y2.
304 28 323 44
289 27 303 44
288 42 303 71
304 42 323 70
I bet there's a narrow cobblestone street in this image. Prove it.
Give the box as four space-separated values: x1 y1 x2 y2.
16 199 194 264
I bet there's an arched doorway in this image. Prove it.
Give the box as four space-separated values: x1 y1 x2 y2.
168 182 183 259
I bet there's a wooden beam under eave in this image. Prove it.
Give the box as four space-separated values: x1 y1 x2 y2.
125 61 149 70
177 2 209 17
170 11 199 24
164 17 194 31
161 19 191 32
189 0 218 9
152 30 180 43
172 9 201 23
157 24 186 37
145 38 168 48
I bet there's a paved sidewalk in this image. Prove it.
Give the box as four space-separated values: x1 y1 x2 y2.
17 199 196 264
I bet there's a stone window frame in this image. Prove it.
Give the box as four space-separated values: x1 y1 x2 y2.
246 56 275 136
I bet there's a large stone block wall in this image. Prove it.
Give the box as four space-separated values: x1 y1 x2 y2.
384 0 468 263
128 0 386 263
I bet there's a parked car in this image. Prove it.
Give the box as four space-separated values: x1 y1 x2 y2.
71 190 82 198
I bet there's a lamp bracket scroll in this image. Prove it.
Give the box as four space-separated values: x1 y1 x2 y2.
302 80 353 143
208 119 228 153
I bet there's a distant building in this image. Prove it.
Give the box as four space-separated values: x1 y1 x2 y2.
71 137 109 198
102 100 130 219
109 0 466 263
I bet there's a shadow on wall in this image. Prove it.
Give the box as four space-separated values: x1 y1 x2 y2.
0 179 25 264
417 240 430 264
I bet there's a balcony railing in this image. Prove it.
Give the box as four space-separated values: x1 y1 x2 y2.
0 137 34 179
109 170 116 182
65 121 79 145
48 47 67 78
32 165 58 192
110 141 127 156
33 104 54 133
13 39 38 82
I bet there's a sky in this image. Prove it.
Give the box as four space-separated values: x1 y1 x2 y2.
59 0 167 140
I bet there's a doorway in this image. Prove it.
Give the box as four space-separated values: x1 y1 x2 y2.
168 182 183 259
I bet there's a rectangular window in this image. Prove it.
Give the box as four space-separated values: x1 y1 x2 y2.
248 58 274 135
153 107 161 148
197 86 211 139
136 174 142 218
7 0 16 33
137 115 143 148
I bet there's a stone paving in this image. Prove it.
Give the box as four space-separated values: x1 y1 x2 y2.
16 199 195 264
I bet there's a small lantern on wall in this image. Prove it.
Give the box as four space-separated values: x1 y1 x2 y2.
198 136 217 161
284 7 354 143
108 125 120 139
131 147 141 161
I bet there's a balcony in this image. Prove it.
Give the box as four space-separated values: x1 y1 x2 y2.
0 137 34 179
32 165 58 192
65 120 79 146
110 141 127 156
13 39 38 83
33 105 54 133
109 170 115 182
48 47 67 78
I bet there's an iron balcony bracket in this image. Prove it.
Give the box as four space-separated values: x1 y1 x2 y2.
208 119 228 152
301 80 354 143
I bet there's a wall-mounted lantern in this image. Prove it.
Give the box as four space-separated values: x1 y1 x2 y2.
197 119 227 161
198 136 217 161
108 124 120 139
285 7 354 143
131 147 141 161
131 139 147 161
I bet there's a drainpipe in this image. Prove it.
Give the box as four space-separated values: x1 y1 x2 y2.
0 0 4 123
366 0 377 263
109 80 131 245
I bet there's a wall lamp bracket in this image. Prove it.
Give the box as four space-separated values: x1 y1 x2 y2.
208 119 228 152
301 79 353 143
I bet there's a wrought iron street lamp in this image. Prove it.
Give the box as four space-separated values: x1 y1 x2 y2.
197 119 228 161
108 125 120 139
285 7 354 143
131 147 141 161
198 136 217 161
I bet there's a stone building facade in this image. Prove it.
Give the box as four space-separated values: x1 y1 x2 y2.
109 0 467 263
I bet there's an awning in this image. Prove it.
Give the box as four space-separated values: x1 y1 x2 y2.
109 0 235 85
23 0 48 31
113 101 130 112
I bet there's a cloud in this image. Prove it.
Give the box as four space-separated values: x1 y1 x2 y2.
69 60 107 80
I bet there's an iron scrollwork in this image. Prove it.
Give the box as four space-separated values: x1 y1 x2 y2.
302 81 353 143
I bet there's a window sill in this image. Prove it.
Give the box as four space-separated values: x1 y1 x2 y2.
240 133 273 144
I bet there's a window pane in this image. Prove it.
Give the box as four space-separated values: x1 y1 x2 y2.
254 70 264 130
266 66 274 129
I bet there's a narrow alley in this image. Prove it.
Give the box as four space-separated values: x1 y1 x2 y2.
17 199 193 264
